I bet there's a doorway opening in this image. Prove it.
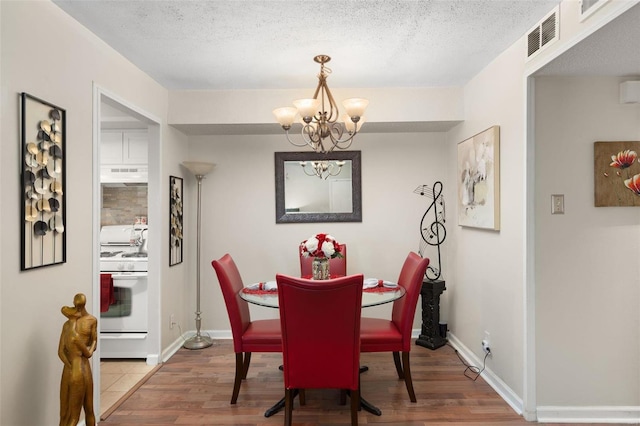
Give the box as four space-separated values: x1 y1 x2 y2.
93 85 162 418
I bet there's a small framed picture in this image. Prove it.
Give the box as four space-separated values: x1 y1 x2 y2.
169 176 183 266
21 93 66 270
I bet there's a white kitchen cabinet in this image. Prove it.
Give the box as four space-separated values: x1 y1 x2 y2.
101 130 148 165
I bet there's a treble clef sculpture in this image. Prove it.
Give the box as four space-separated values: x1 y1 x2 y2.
414 181 446 281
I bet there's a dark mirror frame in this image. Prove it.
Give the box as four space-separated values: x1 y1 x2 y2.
275 151 362 223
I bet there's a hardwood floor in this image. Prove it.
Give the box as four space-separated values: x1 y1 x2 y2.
100 340 615 425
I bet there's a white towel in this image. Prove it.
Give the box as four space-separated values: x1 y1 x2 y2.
363 278 380 289
263 281 277 291
363 278 398 289
246 281 278 291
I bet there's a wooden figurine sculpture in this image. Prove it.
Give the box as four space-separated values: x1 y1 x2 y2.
58 293 97 426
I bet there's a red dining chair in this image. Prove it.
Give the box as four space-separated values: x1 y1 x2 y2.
212 254 282 404
276 273 364 426
359 252 430 402
299 243 347 277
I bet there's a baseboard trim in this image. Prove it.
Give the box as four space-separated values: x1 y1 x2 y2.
447 333 640 423
447 332 524 416
537 406 640 424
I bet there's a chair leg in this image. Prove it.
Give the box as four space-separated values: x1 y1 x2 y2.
242 352 252 379
298 389 306 405
231 353 244 404
350 388 359 426
284 388 294 426
401 351 417 402
392 351 404 379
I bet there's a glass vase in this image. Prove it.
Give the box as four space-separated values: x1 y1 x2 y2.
312 257 330 280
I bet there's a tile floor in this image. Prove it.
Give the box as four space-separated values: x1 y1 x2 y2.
100 359 155 417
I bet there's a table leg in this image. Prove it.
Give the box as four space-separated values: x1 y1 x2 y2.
264 396 286 417
265 366 381 417
345 390 382 416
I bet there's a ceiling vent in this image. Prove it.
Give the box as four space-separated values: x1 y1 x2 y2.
527 7 559 61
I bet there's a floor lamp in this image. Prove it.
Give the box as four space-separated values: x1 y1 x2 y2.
182 161 215 350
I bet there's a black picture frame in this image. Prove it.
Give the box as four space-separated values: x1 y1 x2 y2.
169 175 183 266
20 93 67 270
275 151 362 224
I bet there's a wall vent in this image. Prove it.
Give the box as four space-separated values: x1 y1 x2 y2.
526 7 559 61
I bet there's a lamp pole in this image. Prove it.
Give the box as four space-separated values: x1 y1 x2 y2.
182 161 215 350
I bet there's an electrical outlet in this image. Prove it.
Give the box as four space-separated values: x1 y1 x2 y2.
170 314 175 329
482 330 491 354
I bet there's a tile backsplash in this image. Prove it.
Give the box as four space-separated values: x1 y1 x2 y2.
101 184 148 226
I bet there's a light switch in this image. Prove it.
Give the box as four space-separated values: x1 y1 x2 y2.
551 194 564 214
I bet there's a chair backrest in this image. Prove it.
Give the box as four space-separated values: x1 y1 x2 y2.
299 244 347 277
276 273 363 391
391 252 430 351
212 254 252 353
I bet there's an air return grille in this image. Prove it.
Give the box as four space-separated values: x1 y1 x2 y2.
527 7 559 60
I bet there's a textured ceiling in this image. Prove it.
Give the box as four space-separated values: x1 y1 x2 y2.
53 0 563 91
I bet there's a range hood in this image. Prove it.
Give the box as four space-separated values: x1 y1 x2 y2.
100 165 148 183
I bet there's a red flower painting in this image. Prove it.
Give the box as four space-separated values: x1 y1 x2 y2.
610 149 637 169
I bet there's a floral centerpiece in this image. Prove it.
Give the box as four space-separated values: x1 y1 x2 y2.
300 233 343 259
300 233 342 280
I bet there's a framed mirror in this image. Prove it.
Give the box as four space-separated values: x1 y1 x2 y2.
275 151 362 223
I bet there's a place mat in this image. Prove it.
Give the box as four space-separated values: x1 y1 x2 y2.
242 281 277 295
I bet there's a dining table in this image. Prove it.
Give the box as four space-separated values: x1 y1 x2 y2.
239 278 405 417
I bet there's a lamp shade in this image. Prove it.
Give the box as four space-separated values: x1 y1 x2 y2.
273 107 298 127
293 98 321 119
342 98 369 118
182 161 215 177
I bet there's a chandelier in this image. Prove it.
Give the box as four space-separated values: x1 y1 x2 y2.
273 55 368 154
300 160 346 180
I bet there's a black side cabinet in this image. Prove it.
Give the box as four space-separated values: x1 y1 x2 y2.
415 279 447 350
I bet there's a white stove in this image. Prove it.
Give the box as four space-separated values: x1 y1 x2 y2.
100 224 149 359
100 225 148 273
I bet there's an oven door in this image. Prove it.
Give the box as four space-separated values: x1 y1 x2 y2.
100 273 148 333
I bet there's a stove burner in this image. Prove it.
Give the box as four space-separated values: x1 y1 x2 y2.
121 252 148 258
100 251 123 258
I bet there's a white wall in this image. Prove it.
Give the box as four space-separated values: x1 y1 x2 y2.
535 76 640 406
185 132 447 330
0 2 187 424
445 35 529 400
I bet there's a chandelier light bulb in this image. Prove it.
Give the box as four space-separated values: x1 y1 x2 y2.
343 115 366 133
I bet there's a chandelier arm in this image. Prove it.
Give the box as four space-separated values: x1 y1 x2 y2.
284 130 316 149
324 122 356 151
